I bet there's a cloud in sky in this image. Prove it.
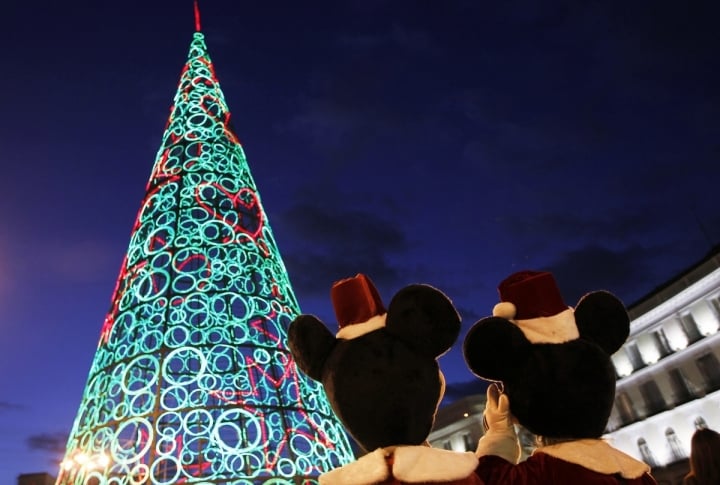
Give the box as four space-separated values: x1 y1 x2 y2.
279 196 408 298
0 237 120 314
547 245 654 305
338 23 440 56
0 401 25 413
27 432 68 454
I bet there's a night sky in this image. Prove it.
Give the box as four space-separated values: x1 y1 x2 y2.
2 0 719 481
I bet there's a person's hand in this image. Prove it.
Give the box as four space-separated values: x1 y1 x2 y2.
482 383 515 433
476 383 521 463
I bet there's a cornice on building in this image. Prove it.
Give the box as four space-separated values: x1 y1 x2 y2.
628 247 720 326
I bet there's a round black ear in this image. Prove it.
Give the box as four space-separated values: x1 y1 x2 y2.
288 315 337 381
574 291 630 355
384 284 461 358
463 316 531 381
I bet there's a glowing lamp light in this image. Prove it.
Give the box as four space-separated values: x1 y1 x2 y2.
96 453 110 468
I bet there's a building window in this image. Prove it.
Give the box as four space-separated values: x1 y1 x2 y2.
696 352 720 392
612 352 634 378
616 392 637 425
463 433 474 452
637 329 674 364
637 333 662 364
695 300 720 336
694 416 708 430
637 438 658 468
652 329 672 358
665 428 687 461
680 313 702 344
709 295 720 319
668 368 693 405
640 380 666 417
442 440 452 451
624 342 645 370
664 319 689 350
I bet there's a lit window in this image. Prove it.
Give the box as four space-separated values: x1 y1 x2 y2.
463 433 474 452
668 368 694 405
680 313 702 344
637 333 661 364
696 353 720 391
695 301 720 336
615 392 637 424
624 342 645 370
694 416 708 430
665 428 687 461
637 438 658 468
640 380 666 416
709 295 720 318
612 352 633 378
664 319 689 351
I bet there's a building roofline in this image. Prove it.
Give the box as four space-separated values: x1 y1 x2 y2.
628 244 720 320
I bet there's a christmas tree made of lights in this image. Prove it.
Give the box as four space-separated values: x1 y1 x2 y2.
57 6 354 485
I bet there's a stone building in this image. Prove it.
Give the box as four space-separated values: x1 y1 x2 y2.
605 247 720 483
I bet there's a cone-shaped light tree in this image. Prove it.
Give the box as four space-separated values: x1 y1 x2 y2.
56 6 354 485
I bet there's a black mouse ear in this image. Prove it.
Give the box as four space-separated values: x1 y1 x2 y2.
288 315 337 381
463 316 530 381
574 291 630 354
384 284 461 358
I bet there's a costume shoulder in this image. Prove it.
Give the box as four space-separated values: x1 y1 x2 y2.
476 452 657 485
536 439 651 479
320 446 482 485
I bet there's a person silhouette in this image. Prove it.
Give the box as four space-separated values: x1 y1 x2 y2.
684 427 720 485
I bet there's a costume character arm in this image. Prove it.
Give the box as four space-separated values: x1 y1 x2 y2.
476 383 521 463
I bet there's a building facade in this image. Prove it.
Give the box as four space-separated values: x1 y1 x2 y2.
428 394 486 453
605 247 720 480
18 473 56 485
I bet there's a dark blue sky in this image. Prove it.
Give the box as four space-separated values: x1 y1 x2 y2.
1 0 719 481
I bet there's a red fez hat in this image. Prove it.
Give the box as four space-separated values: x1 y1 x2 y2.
331 274 387 329
497 271 567 320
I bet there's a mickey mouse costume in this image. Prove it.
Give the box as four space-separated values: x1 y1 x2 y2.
463 270 657 484
289 274 484 485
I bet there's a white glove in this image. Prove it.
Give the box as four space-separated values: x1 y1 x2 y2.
475 383 521 463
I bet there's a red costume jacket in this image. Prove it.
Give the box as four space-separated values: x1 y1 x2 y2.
476 439 657 485
320 445 485 485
